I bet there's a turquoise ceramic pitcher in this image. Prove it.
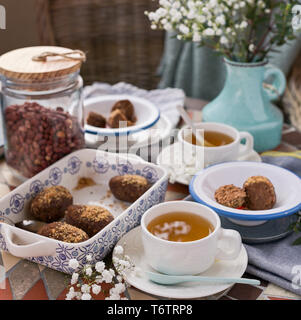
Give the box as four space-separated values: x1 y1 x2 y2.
202 59 286 152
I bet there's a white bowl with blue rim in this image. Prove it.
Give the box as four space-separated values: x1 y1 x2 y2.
84 95 160 136
189 162 301 227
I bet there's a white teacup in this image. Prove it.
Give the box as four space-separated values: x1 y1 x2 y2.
178 122 254 167
141 201 242 275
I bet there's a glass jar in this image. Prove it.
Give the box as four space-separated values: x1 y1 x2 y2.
0 47 85 180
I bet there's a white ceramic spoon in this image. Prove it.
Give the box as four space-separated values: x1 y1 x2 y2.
145 271 260 286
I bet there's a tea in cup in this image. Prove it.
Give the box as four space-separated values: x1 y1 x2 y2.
141 201 242 275
178 122 254 167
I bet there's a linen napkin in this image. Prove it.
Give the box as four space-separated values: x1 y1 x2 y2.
83 82 186 128
244 151 301 296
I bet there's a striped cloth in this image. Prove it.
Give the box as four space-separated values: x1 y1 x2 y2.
261 150 301 177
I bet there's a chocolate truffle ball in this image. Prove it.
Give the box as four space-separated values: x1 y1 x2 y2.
30 186 73 222
111 99 136 123
215 184 247 209
38 222 89 243
87 111 106 128
243 176 276 210
65 205 114 237
109 174 151 203
107 109 129 128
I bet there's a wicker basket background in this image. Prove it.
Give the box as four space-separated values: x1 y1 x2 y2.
35 0 164 89
282 53 301 131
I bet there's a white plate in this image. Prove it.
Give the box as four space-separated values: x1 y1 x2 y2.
189 161 301 222
84 95 160 136
156 141 261 185
113 226 248 299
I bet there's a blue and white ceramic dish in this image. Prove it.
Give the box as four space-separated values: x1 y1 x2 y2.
189 162 301 227
0 149 168 274
84 95 160 136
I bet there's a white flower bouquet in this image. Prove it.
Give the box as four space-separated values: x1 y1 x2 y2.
146 0 298 62
65 245 140 300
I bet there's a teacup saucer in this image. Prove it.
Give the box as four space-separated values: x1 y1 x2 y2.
157 141 261 185
113 226 248 299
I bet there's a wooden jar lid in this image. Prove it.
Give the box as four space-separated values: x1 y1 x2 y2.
0 46 84 82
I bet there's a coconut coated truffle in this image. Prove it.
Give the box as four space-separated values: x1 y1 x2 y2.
38 222 89 243
30 186 73 222
65 205 114 237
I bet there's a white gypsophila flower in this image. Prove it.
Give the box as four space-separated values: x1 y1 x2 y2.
170 9 182 22
193 32 202 42
65 287 76 300
172 1 180 9
68 259 79 270
85 267 93 277
95 261 105 273
215 29 223 36
197 15 206 23
105 293 121 300
240 2 246 8
116 275 123 283
203 28 215 36
102 269 113 283
249 44 256 52
81 284 91 293
187 0 195 9
159 0 170 6
258 0 265 8
265 8 271 14
81 293 92 300
164 22 173 31
179 24 190 35
187 10 196 19
86 254 92 262
92 284 101 295
208 0 218 8
114 246 124 255
118 259 131 268
240 21 248 29
71 272 79 285
216 15 226 25
114 283 126 294
220 36 229 45
156 7 168 18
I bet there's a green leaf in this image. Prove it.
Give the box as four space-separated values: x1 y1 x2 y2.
292 237 301 246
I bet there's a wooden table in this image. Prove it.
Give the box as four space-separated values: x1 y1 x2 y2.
0 101 301 300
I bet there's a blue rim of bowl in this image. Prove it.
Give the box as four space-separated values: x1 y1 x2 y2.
189 161 301 221
85 110 160 137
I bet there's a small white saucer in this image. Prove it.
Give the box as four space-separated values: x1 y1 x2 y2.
157 141 261 185
113 226 248 299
